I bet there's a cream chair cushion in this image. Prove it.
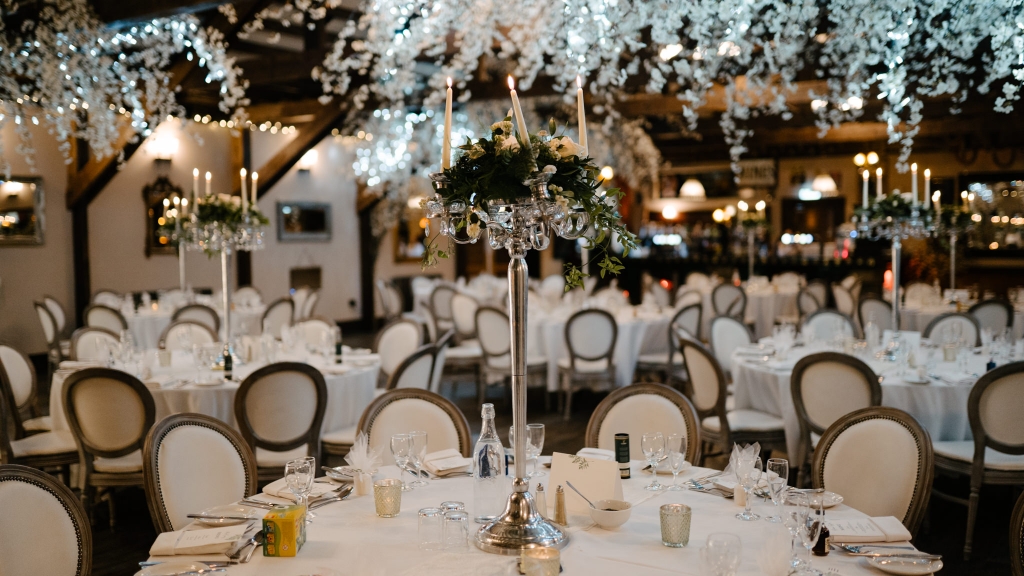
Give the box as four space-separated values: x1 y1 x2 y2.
596 395 691 461
710 318 750 375
10 431 77 458
69 377 147 452
93 450 143 473
321 426 357 446
557 357 611 372
256 445 310 467
566 312 616 359
446 344 482 360
701 410 784 433
682 346 720 412
244 371 318 445
820 418 919 521
933 441 1024 471
377 322 422 376
799 362 875 431
393 352 434 390
0 476 82 576
153 424 252 531
366 398 462 465
23 416 53 432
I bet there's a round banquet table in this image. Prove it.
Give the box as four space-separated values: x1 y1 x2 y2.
731 342 987 459
126 304 266 349
743 287 798 339
148 461 919 575
900 302 1024 340
49 351 378 437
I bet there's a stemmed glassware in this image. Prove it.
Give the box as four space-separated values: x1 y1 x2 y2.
527 424 545 478
764 458 789 523
701 533 742 576
795 494 824 575
641 432 665 491
666 433 688 490
284 457 314 524
409 430 429 488
783 493 810 570
391 433 415 491
735 456 762 521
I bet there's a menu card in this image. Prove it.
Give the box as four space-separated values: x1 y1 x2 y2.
547 452 623 515
423 448 473 477
150 524 250 556
826 516 912 543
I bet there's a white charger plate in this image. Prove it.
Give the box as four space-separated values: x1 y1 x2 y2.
866 556 943 575
194 504 261 527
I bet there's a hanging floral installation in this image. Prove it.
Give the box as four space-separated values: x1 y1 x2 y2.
0 0 248 176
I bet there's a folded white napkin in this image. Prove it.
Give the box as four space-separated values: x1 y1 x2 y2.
939 372 975 386
757 523 794 576
827 516 913 543
423 449 473 477
262 478 338 501
150 523 254 556
143 374 176 389
575 448 615 461
767 358 798 370
58 360 103 370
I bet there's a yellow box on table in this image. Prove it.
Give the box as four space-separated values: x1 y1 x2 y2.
262 504 306 557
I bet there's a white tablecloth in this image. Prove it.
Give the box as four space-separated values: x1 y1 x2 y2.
152 462 907 575
901 303 1024 340
732 344 983 458
744 289 798 339
126 305 266 349
49 352 378 436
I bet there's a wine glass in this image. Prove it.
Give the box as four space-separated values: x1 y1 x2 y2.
735 455 762 521
190 343 205 384
284 457 314 524
783 493 810 570
701 533 741 576
764 458 789 523
409 430 429 488
527 423 545 478
666 433 688 490
390 433 414 491
641 432 665 491
796 494 824 575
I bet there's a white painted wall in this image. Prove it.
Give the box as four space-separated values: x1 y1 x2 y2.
0 123 75 354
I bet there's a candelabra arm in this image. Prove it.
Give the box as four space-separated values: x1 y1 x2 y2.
949 233 957 291
221 250 232 344
892 235 901 333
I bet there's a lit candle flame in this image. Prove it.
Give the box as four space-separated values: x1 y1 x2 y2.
205 171 212 181
876 167 883 176
911 162 917 173
193 168 199 177
576 75 582 89
924 168 930 177
862 169 869 180
507 75 515 90
447 76 452 88
240 167 246 177
252 171 258 182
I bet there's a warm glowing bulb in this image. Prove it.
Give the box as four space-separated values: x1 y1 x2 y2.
862 169 870 180
876 167 883 177
737 200 748 211
867 152 879 165
961 190 968 198
662 205 679 220
600 166 614 181
853 153 866 166
507 75 515 90
162 198 170 207
251 171 258 182
240 167 246 178
932 191 940 202
755 200 766 211
447 76 452 88
911 163 917 173
712 208 725 222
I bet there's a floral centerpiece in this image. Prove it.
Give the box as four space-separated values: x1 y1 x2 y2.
854 192 935 224
422 115 637 290
186 193 269 256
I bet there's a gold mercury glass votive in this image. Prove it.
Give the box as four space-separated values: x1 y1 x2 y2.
660 503 691 547
521 546 560 576
373 479 402 517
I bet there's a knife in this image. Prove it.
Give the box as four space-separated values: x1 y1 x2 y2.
187 513 253 521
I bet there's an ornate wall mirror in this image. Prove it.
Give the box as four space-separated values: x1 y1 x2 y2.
143 176 186 257
394 199 428 262
277 201 332 242
0 177 44 245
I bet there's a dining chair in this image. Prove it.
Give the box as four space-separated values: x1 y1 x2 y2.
903 281 938 305
840 274 862 300
69 327 119 362
796 287 821 318
235 362 327 482
831 283 856 317
858 296 893 332
0 464 92 576
969 299 1014 334
931 362 1024 559
429 285 457 333
0 344 51 435
358 389 471 465
475 307 547 407
262 297 294 337
708 315 753 379
540 274 566 303
233 286 263 307
647 280 671 308
63 368 156 526
1011 490 1024 576
291 287 311 322
34 301 66 366
790 352 882 487
711 284 746 319
158 320 217 351
0 366 77 482
375 279 404 322
800 309 857 342
812 407 933 536
429 330 455 394
450 292 480 345
559 309 618 420
923 312 981 346
83 304 128 334
384 345 435 391
635 304 701 387
143 413 258 532
585 383 702 464
92 290 122 307
805 280 829 309
300 290 320 320
295 318 335 349
374 319 425 382
43 295 71 339
674 287 703 310
172 303 220 334
685 271 710 288
679 339 785 463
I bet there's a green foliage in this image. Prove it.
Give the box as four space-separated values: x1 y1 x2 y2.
854 193 934 222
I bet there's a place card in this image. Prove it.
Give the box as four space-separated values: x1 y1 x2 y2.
826 516 912 543
547 452 623 515
150 523 249 556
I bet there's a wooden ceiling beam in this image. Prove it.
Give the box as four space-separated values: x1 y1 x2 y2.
614 79 831 118
91 0 223 25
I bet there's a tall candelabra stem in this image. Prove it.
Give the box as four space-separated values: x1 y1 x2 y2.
176 219 186 291
221 249 232 344
891 235 902 332
509 255 528 485
747 228 755 280
949 233 957 291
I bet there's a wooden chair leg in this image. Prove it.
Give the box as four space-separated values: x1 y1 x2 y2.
562 378 574 421
964 485 981 560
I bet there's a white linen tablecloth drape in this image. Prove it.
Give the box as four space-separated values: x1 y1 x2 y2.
901 303 1024 340
49 351 378 436
152 461 907 576
744 289 799 339
126 305 266 349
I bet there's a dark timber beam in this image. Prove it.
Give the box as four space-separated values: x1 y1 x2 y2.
91 0 224 26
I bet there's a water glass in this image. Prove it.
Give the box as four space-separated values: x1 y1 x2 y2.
641 432 665 491
666 433 688 490
660 503 691 547
764 458 789 523
735 456 762 521
783 493 810 570
390 433 414 491
410 430 429 488
701 533 741 576
373 479 402 517
417 507 444 550
527 423 546 478
284 457 314 523
440 501 465 513
442 510 470 551
796 495 823 575
521 547 560 576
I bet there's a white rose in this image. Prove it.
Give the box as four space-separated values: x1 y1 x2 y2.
467 222 481 237
490 120 513 136
499 136 520 153
555 195 570 211
542 164 556 174
551 136 583 159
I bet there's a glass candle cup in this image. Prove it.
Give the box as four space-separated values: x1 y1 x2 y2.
417 507 444 550
521 547 560 576
373 479 402 518
442 510 470 552
660 503 691 547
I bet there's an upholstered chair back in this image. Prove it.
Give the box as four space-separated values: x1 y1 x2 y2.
374 320 423 377
69 327 119 362
859 297 893 332
923 312 981 346
586 383 701 463
359 390 471 465
969 300 1013 334
387 345 435 391
160 321 216 351
429 331 454 393
172 304 220 333
709 316 752 374
564 309 617 364
84 304 127 333
801 310 856 342
235 363 326 461
451 293 479 341
64 368 155 458
261 298 294 336
712 284 746 318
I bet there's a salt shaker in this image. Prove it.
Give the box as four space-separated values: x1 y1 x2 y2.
553 485 567 526
534 484 547 520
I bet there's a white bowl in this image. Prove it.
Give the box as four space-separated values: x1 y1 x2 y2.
590 499 632 529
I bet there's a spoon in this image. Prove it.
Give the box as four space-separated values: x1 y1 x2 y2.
564 481 596 509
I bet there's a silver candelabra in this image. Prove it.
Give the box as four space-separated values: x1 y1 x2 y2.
428 171 587 554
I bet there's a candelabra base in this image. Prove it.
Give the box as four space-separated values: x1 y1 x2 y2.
475 490 568 555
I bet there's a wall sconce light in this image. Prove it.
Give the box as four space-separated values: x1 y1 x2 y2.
298 149 319 172
148 134 179 164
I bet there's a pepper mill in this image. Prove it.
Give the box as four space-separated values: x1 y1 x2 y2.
534 483 547 520
553 485 567 526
